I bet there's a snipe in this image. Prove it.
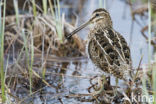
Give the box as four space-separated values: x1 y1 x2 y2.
67 8 132 81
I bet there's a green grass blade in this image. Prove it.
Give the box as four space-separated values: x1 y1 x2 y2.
0 0 6 102
42 0 47 15
141 1 152 104
30 33 34 94
32 0 37 17
21 29 32 94
153 54 156 103
57 0 63 42
13 0 19 26
48 0 55 18
98 0 106 9
148 0 151 65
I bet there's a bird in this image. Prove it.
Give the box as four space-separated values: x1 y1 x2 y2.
67 8 132 81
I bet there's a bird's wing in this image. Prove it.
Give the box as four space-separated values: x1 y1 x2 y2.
102 28 131 64
88 28 131 79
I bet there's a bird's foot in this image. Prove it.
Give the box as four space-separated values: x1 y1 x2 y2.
91 75 106 96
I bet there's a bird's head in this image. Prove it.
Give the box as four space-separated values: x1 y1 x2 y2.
90 8 112 27
67 8 112 38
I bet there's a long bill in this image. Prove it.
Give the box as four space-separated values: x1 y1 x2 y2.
67 20 91 39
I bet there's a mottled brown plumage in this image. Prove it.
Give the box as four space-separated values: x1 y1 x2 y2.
67 8 132 81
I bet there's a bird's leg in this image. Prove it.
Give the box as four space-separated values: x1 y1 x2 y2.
88 76 98 93
115 78 119 86
114 78 119 95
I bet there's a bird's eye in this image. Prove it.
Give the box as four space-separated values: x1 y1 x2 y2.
96 13 99 17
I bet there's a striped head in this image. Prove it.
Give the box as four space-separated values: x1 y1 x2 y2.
90 8 112 28
67 8 112 38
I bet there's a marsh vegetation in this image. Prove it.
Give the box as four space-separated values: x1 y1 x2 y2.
0 0 156 104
